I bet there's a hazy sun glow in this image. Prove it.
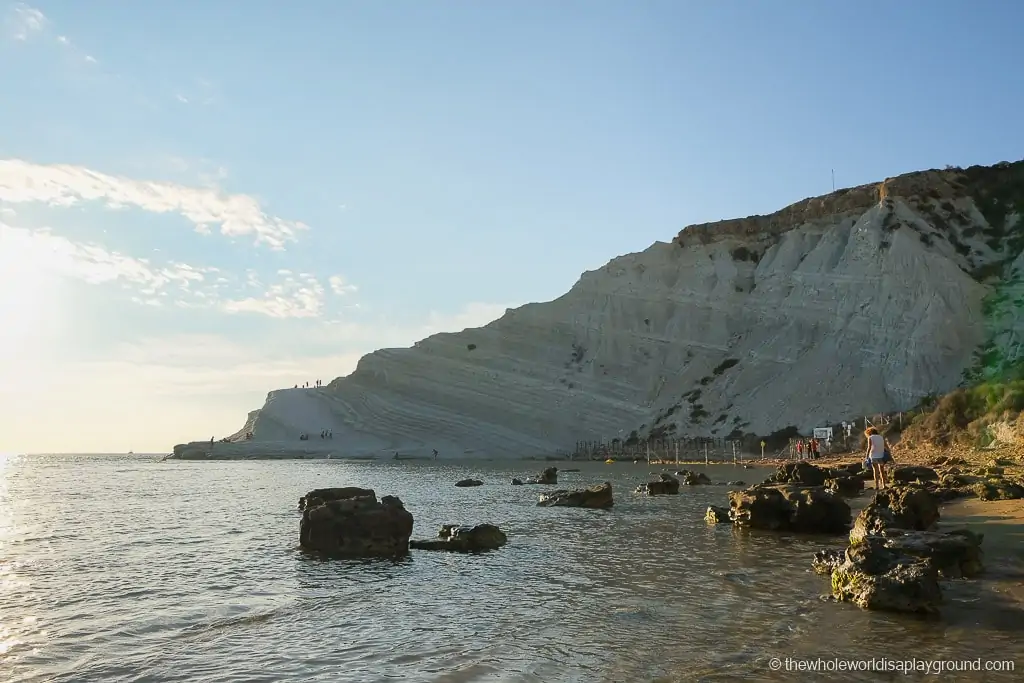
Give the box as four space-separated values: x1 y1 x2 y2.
0 231 63 383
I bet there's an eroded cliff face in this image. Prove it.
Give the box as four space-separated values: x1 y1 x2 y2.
234 160 1024 458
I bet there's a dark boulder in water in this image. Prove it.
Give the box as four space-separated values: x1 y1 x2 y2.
675 469 712 485
454 479 484 487
299 488 413 558
728 484 851 534
520 464 561 485
705 505 731 524
849 487 940 545
538 482 614 509
410 524 508 552
829 537 943 615
636 473 680 495
763 461 830 486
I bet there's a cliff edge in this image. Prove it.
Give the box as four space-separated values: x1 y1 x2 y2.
195 160 1024 459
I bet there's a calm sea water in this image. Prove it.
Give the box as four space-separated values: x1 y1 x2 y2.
1 454 1021 682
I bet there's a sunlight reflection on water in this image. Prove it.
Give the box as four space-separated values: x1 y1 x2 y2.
0 455 1020 682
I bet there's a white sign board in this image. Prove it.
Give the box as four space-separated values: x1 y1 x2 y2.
813 427 833 440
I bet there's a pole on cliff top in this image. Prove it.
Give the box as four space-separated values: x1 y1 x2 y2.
832 169 835 192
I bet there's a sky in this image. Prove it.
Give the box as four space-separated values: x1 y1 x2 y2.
1 1 1022 454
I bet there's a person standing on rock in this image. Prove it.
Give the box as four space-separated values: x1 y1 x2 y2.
864 427 891 490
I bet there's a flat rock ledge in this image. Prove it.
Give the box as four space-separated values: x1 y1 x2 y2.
537 482 614 508
299 487 413 558
410 524 508 552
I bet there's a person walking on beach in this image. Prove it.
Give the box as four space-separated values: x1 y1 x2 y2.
795 440 804 459
864 427 892 490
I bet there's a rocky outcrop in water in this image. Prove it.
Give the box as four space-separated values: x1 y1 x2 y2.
512 467 558 486
410 524 508 552
537 482 614 509
705 505 731 524
299 488 413 558
728 485 851 533
455 479 484 487
636 473 680 495
219 161 1024 460
849 487 940 544
675 469 712 485
814 485 986 615
763 462 831 487
828 537 943 616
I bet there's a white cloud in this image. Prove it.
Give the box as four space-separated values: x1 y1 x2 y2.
328 274 358 296
1 222 330 318
222 272 325 319
1 222 209 292
5 3 46 41
0 159 307 249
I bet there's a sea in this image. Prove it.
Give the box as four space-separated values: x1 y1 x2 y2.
1 453 1021 682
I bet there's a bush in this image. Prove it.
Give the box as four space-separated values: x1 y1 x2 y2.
904 380 1024 445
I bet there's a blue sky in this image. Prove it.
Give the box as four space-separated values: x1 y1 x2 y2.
1 1 1022 453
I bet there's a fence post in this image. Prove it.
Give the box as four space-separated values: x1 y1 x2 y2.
675 441 679 465
704 441 709 465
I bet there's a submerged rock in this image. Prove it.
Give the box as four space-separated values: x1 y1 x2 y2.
705 505 731 524
410 523 508 552
538 482 614 509
728 484 851 533
636 473 680 495
299 489 413 558
675 469 712 485
454 478 484 487
725 480 746 487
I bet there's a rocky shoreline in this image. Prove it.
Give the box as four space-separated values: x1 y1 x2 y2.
703 457 1024 616
288 455 1023 621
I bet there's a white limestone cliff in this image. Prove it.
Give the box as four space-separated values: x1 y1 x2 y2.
176 160 1024 459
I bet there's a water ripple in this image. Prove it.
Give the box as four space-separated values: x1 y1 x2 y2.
0 455 1021 682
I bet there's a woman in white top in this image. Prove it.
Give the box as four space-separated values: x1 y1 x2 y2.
864 427 892 490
